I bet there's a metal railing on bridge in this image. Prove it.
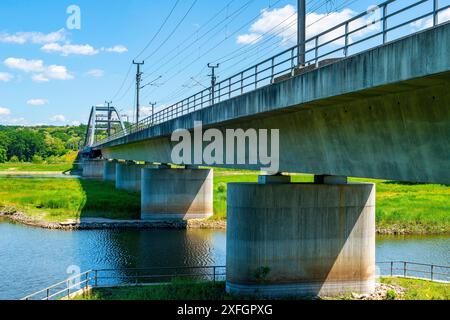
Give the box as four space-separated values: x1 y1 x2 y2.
21 262 449 300
93 0 450 147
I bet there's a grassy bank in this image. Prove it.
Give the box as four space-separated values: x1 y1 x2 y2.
0 178 140 222
0 152 78 173
0 168 448 233
75 278 449 301
381 277 450 300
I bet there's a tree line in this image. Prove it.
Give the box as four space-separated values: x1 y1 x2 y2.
0 125 86 163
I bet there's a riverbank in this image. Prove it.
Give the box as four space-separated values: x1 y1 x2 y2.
0 169 448 234
75 278 449 301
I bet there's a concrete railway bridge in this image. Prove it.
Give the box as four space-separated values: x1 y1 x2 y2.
80 2 450 298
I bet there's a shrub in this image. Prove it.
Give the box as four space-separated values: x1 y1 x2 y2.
0 148 6 163
9 155 20 163
32 154 44 164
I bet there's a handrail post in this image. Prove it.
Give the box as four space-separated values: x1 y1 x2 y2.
271 57 275 83
344 22 349 57
213 267 216 284
255 65 258 89
431 265 435 281
85 272 89 291
47 288 50 301
229 78 232 99
240 72 244 94
391 261 394 276
67 280 70 299
404 262 407 278
382 3 388 44
314 36 319 67
291 48 295 76
433 0 439 26
95 270 98 287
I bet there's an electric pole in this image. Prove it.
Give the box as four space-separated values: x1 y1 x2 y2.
149 102 157 125
207 63 219 105
105 101 113 137
298 0 306 67
133 60 145 124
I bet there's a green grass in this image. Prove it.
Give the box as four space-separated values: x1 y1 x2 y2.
211 169 450 234
0 167 448 232
76 278 450 301
0 163 75 173
381 277 450 300
0 178 140 222
77 280 229 301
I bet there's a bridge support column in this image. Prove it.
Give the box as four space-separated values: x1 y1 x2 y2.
226 176 376 298
141 167 213 221
82 159 105 179
116 162 151 193
103 160 117 182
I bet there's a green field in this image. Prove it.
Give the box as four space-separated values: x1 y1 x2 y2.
0 168 448 233
0 163 75 173
75 278 449 301
213 171 450 234
0 178 140 222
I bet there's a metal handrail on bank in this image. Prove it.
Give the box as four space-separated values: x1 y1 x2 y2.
21 262 448 300
92 0 450 148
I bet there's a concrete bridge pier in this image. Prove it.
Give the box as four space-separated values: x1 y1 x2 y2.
141 166 213 221
115 161 150 193
226 175 376 298
103 160 118 182
82 159 105 179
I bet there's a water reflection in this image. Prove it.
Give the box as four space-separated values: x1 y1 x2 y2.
0 219 447 300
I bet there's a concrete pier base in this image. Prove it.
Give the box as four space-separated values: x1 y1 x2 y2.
82 159 104 179
226 182 376 298
141 168 213 221
103 160 117 182
116 162 149 193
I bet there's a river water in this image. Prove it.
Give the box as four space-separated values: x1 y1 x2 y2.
0 219 448 300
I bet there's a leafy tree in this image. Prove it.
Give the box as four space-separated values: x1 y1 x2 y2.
0 147 7 163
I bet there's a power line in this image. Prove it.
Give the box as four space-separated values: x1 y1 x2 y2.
141 0 255 81
142 0 199 61
152 0 342 106
134 0 182 60
110 63 133 101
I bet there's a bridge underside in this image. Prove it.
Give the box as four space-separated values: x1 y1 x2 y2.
101 73 450 184
98 24 450 184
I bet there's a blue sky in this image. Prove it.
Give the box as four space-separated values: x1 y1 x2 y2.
0 0 448 126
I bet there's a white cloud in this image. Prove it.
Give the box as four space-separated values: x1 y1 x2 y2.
4 58 45 73
411 8 450 31
0 29 66 45
45 65 73 80
4 58 74 82
32 74 49 83
86 69 104 78
50 114 66 122
71 121 81 126
0 72 13 82
27 99 48 106
104 45 128 53
0 107 11 115
237 5 373 48
41 43 99 56
0 117 28 126
237 33 262 45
